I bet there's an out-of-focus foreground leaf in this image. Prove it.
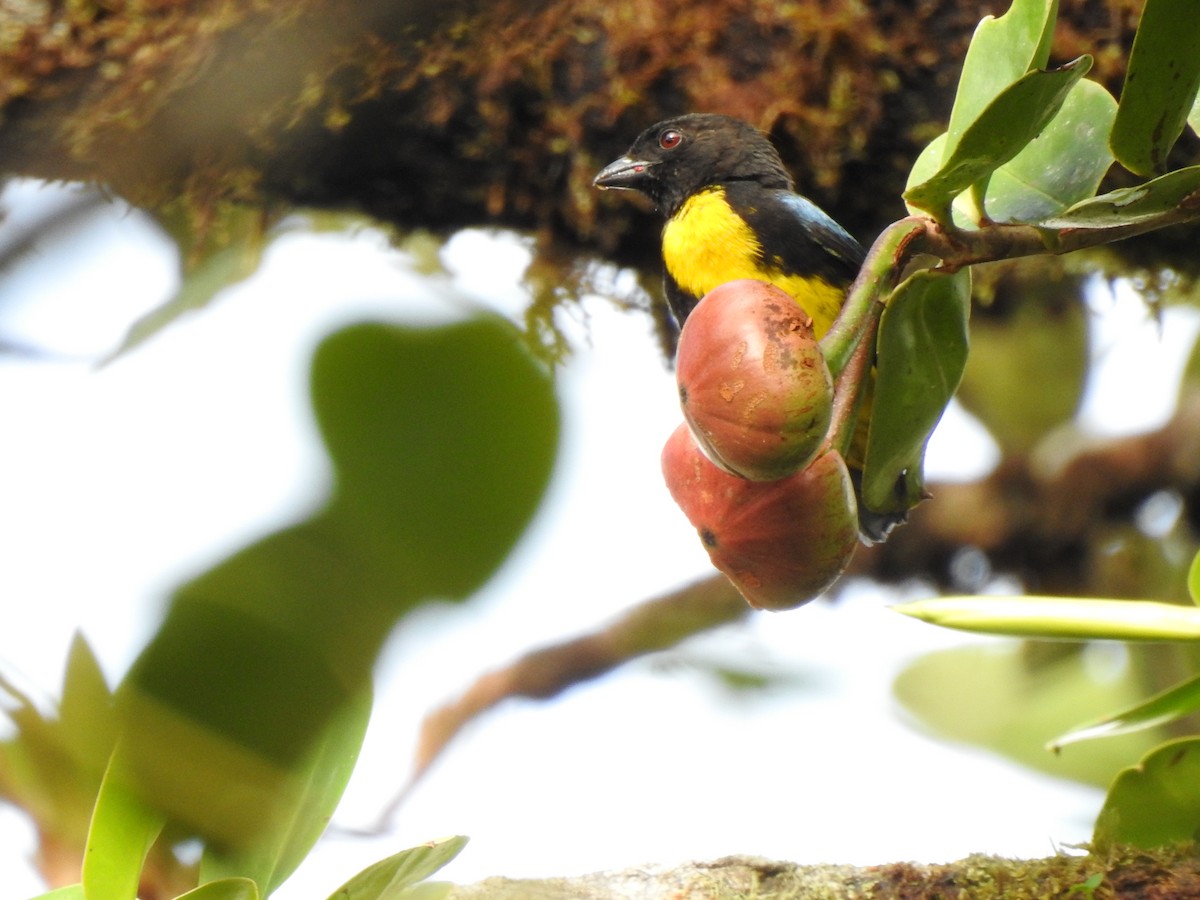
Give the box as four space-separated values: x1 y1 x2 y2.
111 314 559 884
324 835 467 900
894 596 1200 641
81 752 164 900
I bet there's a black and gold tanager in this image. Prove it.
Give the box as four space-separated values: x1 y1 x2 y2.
594 113 900 542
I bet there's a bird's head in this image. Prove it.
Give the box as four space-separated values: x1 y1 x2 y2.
593 113 794 217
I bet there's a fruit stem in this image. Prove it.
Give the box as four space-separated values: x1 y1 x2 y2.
819 217 928 378
824 310 877 460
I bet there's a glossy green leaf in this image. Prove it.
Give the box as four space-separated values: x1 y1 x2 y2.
905 57 1093 220
175 878 260 900
82 751 166 900
908 81 1115 227
325 836 468 900
1190 87 1200 137
944 0 1060 157
974 78 1115 223
895 643 1162 788
1189 548 1200 606
1095 737 1200 848
29 887 86 900
1039 165 1200 229
1110 0 1200 176
105 203 270 363
198 685 372 895
894 596 1200 641
861 268 970 514
1050 672 1200 751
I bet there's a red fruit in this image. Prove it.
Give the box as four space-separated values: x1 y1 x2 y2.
661 422 858 611
676 279 834 482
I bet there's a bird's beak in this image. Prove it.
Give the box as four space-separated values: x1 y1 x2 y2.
593 155 653 190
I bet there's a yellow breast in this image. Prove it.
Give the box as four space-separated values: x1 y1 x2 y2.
661 188 845 337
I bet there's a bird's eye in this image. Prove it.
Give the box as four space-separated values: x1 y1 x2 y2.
659 129 683 150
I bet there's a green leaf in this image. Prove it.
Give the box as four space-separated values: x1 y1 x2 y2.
310 317 560 601
861 268 971 515
972 78 1116 224
198 685 372 895
105 203 271 363
1095 737 1200 849
175 878 260 900
956 268 1088 454
82 750 166 900
1050 672 1200 751
28 887 86 900
58 633 118 774
894 643 1161 789
944 0 1060 158
1110 0 1200 176
324 836 468 900
113 314 557 864
904 57 1093 220
1191 549 1200 606
908 81 1116 227
893 595 1200 641
1039 164 1200 229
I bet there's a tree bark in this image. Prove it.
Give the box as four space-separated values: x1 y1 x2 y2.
0 0 1163 264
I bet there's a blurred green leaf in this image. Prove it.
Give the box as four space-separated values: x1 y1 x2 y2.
1189 549 1200 606
1095 737 1200 848
310 317 560 601
175 878 260 900
1039 165 1200 229
862 268 971 514
58 633 118 775
1050 672 1200 751
106 203 271 363
1110 0 1200 176
198 686 372 895
114 314 557 866
324 835 468 900
895 642 1162 788
81 751 165 900
904 57 1092 220
894 596 1200 641
944 0 1060 157
956 272 1087 453
28 887 85 900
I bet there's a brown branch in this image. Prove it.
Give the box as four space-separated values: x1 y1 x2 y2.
359 575 748 831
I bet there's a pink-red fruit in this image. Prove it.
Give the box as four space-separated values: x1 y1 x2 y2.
661 422 858 611
676 279 834 482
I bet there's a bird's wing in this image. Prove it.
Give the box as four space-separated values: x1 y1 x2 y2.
773 191 866 272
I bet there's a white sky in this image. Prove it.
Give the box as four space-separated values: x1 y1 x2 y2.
0 179 1197 898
